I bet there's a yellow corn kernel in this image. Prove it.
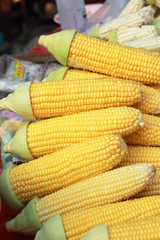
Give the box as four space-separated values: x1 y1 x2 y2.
125 113 160 146
135 170 160 198
107 215 160 240
30 78 141 119
7 135 127 204
60 196 160 240
118 145 160 169
38 29 160 85
35 164 155 223
133 84 160 115
64 68 104 80
119 0 145 17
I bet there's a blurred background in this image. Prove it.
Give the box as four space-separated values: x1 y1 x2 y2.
0 0 105 55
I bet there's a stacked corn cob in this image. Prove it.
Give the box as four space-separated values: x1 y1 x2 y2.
98 1 160 51
1 27 160 240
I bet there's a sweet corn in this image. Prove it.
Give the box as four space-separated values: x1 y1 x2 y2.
135 170 160 198
5 164 156 235
38 29 160 85
0 78 141 120
119 0 145 17
123 36 160 51
0 135 127 211
118 145 160 169
99 7 154 38
107 25 158 44
125 113 160 146
3 107 143 160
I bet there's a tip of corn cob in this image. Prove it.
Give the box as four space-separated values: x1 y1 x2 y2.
34 215 66 240
81 225 109 240
43 66 70 82
106 29 118 43
0 165 25 212
3 121 34 160
152 19 160 35
38 29 77 66
138 111 144 127
0 82 35 121
6 198 41 235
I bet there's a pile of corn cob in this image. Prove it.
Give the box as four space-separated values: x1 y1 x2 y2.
1 26 160 240
96 0 160 51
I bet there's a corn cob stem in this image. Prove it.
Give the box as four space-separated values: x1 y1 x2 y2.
125 113 160 146
3 107 143 160
39 29 160 85
0 134 127 210
119 0 145 17
5 164 156 235
0 82 35 120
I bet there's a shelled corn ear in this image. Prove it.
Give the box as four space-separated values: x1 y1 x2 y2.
38 29 160 85
3 107 143 160
0 135 127 211
124 36 160 51
106 25 158 44
135 170 160 198
43 66 105 81
118 145 160 169
5 164 156 235
125 113 160 146
119 0 145 17
0 78 141 120
133 84 160 115
99 7 154 38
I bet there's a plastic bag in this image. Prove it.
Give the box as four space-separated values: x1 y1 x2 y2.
0 55 61 94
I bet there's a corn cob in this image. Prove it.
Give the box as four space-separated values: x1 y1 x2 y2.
119 0 145 17
107 25 158 44
135 170 160 198
43 66 105 81
43 68 160 115
123 36 160 51
80 216 160 240
34 214 160 240
118 145 160 169
0 78 141 120
38 29 160 85
5 164 156 235
133 84 160 115
3 107 143 160
0 134 127 211
99 7 154 38
125 113 160 146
